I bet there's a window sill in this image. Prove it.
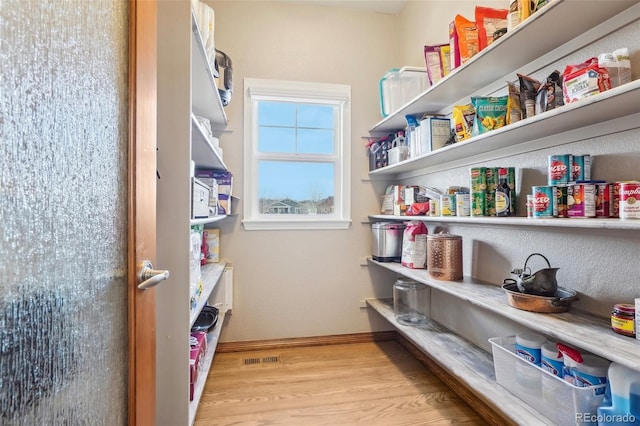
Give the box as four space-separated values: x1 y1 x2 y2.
241 218 352 231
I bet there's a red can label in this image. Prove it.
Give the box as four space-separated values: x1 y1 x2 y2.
595 183 612 218
548 155 571 185
620 182 640 219
532 186 554 217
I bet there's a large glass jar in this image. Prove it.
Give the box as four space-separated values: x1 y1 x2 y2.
393 279 429 326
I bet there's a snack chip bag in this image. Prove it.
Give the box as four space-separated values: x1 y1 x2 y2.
535 70 563 115
452 104 475 142
455 14 479 64
424 44 448 86
475 6 508 51
518 73 540 119
506 81 522 125
471 96 508 136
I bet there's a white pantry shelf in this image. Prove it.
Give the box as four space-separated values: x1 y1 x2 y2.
366 298 552 426
369 0 638 135
190 262 227 328
188 310 226 426
368 258 640 371
368 214 640 231
369 80 640 178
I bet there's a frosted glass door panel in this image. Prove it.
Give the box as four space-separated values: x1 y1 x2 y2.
0 1 129 424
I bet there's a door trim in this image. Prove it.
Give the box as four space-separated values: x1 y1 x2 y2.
128 0 158 425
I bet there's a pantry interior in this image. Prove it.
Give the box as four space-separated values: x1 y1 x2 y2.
157 0 640 424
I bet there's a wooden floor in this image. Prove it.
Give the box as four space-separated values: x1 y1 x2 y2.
195 340 488 425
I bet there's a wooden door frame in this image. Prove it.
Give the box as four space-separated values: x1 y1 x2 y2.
128 0 158 425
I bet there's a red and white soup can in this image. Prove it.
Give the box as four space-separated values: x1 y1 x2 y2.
619 181 640 220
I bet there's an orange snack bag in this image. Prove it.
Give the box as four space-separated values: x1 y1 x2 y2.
475 6 508 51
455 14 479 64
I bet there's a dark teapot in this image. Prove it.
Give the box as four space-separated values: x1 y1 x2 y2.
509 253 559 296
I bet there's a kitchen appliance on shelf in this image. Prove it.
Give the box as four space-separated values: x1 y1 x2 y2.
371 222 406 262
214 49 233 106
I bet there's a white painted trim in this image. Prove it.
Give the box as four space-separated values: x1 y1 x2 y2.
243 78 352 231
242 218 352 231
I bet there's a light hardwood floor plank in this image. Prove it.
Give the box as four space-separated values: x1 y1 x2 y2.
195 340 487 425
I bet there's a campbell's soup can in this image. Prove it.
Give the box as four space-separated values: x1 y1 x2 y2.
532 186 554 218
613 181 629 218
619 181 640 219
571 155 591 182
548 155 572 185
567 183 596 218
595 182 613 218
553 185 568 218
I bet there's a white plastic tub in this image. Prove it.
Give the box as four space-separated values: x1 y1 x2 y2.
489 336 606 426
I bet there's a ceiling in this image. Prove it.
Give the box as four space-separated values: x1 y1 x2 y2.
280 0 408 14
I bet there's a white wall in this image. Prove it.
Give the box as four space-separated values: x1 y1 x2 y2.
208 0 403 342
208 0 640 349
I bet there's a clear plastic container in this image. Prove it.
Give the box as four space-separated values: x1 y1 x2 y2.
398 66 428 106
490 336 606 426
393 278 429 326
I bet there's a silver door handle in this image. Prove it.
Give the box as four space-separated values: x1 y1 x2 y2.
138 260 170 290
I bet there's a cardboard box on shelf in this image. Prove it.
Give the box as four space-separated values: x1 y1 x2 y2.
191 178 210 219
411 116 451 157
195 169 233 215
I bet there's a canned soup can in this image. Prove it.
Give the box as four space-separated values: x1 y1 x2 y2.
568 183 596 218
548 155 571 185
620 182 640 219
532 186 554 218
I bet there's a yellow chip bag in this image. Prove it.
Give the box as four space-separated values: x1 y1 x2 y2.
452 104 475 142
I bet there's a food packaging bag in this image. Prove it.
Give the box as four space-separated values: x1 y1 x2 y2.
401 221 428 269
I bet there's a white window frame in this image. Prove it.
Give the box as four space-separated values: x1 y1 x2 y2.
242 78 351 231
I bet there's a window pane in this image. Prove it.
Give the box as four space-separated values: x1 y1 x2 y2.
258 101 295 127
297 104 334 128
258 161 335 215
298 128 334 154
258 126 295 153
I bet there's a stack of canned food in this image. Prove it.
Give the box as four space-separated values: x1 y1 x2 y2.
530 154 640 219
468 167 517 217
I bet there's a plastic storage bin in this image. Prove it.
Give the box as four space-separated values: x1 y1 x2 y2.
398 66 428 106
489 336 606 426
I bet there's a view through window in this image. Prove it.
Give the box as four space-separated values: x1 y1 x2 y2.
258 101 335 215
243 78 351 230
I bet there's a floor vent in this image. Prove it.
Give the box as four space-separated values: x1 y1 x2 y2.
242 356 281 366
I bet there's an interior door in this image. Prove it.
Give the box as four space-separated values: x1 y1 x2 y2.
129 0 159 425
0 1 154 424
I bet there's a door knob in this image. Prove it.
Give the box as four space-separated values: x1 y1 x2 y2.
138 260 170 289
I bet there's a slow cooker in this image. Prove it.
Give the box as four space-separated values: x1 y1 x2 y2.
371 222 405 262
